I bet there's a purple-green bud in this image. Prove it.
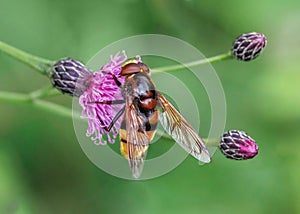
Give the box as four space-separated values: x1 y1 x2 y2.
51 58 93 96
231 32 267 61
219 130 258 160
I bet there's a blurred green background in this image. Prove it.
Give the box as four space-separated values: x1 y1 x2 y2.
0 0 299 213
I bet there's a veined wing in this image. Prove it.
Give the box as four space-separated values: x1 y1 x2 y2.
125 96 149 179
158 93 210 163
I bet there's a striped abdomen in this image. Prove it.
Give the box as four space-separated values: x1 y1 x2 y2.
120 109 159 158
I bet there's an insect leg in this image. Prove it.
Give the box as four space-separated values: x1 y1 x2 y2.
102 71 122 87
105 106 126 132
88 100 125 105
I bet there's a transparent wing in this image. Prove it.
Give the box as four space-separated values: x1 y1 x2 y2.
158 93 211 163
125 96 149 179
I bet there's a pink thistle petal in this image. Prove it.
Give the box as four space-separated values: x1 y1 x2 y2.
79 51 129 145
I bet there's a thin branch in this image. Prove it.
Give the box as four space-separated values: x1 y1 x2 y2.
0 91 74 118
0 40 54 75
30 86 61 99
151 52 232 73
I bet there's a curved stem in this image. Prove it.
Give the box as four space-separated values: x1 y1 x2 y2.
204 138 220 147
0 91 74 118
151 51 232 73
0 40 55 75
0 39 232 76
0 90 219 145
0 41 228 144
30 86 61 99
0 91 31 103
0 40 232 77
33 99 74 118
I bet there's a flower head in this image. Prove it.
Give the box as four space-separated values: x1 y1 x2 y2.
231 32 267 61
79 51 128 145
219 130 258 160
51 58 93 96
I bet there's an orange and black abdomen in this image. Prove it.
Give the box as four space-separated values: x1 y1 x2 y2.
119 71 159 158
120 109 159 158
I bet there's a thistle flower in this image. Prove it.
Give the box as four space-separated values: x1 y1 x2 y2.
219 130 258 160
51 58 93 96
231 32 267 61
79 51 128 145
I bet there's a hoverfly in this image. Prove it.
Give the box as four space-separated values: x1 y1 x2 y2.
95 59 210 178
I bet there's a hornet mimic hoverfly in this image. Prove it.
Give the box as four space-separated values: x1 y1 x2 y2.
95 59 210 178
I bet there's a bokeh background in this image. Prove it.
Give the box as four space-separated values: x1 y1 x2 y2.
0 0 299 213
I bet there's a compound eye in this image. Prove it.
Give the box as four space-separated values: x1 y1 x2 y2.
121 63 141 75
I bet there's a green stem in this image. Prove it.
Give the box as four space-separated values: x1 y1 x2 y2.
0 90 219 145
151 51 232 73
0 91 31 103
204 138 220 147
0 41 228 143
30 86 61 99
33 99 74 118
0 40 232 76
0 91 74 118
0 40 55 75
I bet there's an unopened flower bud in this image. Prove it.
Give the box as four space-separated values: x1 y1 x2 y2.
231 32 267 61
51 58 93 96
219 130 258 160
